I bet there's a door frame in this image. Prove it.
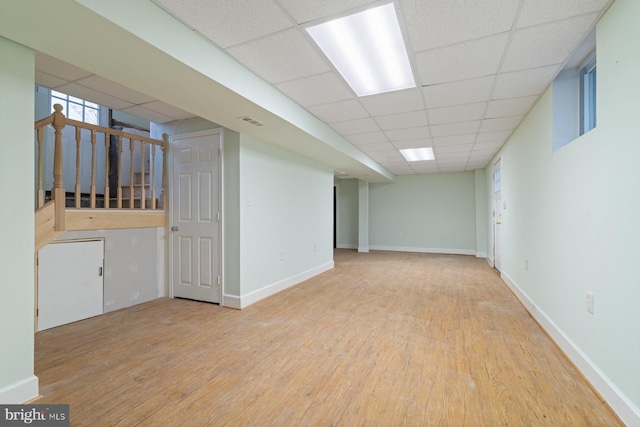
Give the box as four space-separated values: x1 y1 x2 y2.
168 128 224 305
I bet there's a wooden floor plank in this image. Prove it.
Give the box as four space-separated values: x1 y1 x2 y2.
34 250 622 426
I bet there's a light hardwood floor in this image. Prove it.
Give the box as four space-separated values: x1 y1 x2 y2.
34 250 622 426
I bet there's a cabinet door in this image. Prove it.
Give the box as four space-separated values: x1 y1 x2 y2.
38 240 104 331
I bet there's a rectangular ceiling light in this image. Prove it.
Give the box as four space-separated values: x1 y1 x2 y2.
400 147 435 162
306 3 415 97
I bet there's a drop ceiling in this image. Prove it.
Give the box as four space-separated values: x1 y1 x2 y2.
32 0 612 177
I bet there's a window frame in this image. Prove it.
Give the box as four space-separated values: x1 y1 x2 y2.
579 53 597 135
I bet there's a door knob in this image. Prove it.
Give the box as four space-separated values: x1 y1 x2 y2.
171 226 179 231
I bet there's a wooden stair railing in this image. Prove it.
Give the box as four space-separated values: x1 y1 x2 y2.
34 104 168 244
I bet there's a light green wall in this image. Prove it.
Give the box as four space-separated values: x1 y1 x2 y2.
0 37 37 401
474 169 488 256
369 173 477 253
486 0 640 413
335 179 359 248
239 135 334 295
222 131 241 297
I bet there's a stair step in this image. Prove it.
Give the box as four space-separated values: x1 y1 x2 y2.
109 197 158 209
134 171 151 185
120 185 152 199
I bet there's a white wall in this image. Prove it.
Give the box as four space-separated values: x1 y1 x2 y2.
0 36 38 403
237 134 334 307
485 0 640 422
369 173 477 254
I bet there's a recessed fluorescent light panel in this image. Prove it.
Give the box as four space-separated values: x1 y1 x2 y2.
400 147 435 162
306 3 415 97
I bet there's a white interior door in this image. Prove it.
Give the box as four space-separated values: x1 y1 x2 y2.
493 159 503 273
37 240 104 331
171 129 221 303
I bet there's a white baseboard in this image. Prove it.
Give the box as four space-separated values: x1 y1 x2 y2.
357 247 369 253
235 261 334 309
222 294 241 310
475 251 487 258
486 256 494 267
0 375 39 404
502 272 640 426
336 244 357 249
369 245 476 256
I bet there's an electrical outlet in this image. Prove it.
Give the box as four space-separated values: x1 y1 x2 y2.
279 250 284 261
586 292 594 314
313 243 317 252
524 259 528 270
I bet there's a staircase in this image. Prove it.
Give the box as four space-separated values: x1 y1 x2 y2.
110 171 159 209
34 104 168 251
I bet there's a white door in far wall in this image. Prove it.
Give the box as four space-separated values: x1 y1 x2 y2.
493 159 503 273
170 129 221 303
38 240 104 331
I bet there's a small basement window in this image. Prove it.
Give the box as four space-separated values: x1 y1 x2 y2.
580 56 597 135
552 29 597 151
51 90 99 125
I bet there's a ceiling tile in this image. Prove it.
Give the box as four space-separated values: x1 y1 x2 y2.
493 65 559 99
410 160 439 167
226 29 331 84
433 134 476 146
473 140 505 150
121 105 173 124
276 72 353 107
423 76 494 109
152 0 292 48
54 83 134 111
76 75 156 105
486 96 538 118
402 0 519 51
140 101 194 121
517 0 610 28
35 53 93 81
503 14 598 72
430 121 480 137
278 0 376 24
359 88 424 116
330 118 379 135
309 99 369 123
35 71 68 89
416 34 508 85
346 131 389 145
392 139 433 149
479 116 523 133
356 142 396 152
384 126 430 141
434 144 474 153
476 130 512 143
374 110 428 130
428 102 486 125
436 151 471 159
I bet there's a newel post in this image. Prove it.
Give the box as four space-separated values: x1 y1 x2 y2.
52 103 66 230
